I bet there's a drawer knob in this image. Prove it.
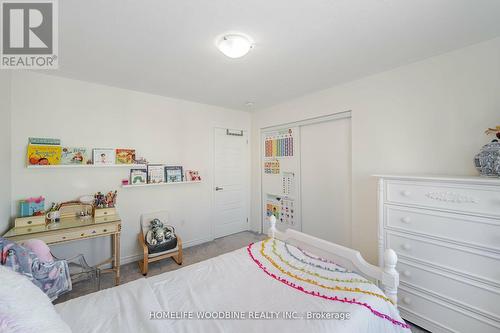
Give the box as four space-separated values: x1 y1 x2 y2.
401 217 411 224
401 243 412 251
403 296 411 305
103 212 108 215
80 233 85 237
103 229 107 232
402 190 411 197
402 270 411 277
27 221 32 224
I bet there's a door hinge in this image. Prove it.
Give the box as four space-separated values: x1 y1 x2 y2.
246 217 249 223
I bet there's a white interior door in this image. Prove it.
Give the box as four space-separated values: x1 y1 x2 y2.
300 117 352 246
213 128 249 238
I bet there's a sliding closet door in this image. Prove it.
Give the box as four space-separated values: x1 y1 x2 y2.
300 117 351 246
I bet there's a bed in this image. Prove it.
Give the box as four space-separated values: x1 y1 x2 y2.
53 217 409 333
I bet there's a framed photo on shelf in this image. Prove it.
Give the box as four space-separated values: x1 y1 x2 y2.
116 148 136 164
147 164 165 183
165 166 183 182
93 148 115 165
130 168 147 185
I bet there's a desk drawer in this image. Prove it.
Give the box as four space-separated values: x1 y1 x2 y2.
15 215 46 228
387 232 500 284
94 215 120 224
398 260 499 319
399 286 499 333
42 224 118 243
386 206 500 251
385 181 500 217
94 208 117 218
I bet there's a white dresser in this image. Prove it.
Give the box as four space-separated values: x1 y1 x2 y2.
377 175 500 333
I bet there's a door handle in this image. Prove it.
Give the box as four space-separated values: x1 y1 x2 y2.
215 186 224 191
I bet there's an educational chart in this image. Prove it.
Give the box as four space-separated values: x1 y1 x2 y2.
264 160 280 174
264 129 294 158
262 127 300 232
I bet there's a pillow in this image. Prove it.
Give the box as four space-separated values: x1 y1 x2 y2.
0 265 71 333
20 239 54 263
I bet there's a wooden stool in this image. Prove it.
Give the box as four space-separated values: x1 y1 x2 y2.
138 230 182 275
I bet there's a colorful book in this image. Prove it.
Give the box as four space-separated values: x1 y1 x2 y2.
28 137 61 145
115 149 136 164
27 144 61 165
93 149 115 165
165 166 183 182
61 147 90 165
147 164 165 183
130 168 147 185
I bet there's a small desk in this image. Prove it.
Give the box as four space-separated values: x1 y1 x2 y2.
3 215 122 285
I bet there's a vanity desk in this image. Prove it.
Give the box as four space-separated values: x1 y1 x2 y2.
3 214 122 285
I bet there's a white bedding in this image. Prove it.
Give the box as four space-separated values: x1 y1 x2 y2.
55 240 410 333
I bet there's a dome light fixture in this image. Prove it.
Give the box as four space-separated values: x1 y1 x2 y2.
216 33 254 59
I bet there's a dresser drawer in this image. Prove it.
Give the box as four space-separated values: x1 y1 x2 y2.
385 181 500 217
398 260 500 319
41 224 118 243
387 232 500 284
399 286 500 333
386 206 500 251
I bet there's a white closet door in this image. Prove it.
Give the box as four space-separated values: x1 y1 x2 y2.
300 117 352 246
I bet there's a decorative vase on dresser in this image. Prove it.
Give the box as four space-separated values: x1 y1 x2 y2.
376 175 500 333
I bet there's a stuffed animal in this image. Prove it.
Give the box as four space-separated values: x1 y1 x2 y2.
145 219 177 253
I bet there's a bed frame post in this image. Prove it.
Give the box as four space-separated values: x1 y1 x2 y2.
382 249 399 306
268 215 277 239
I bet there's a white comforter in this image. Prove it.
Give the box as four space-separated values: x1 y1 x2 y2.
55 240 410 333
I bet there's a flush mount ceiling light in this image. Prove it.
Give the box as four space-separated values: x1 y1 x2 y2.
216 33 254 58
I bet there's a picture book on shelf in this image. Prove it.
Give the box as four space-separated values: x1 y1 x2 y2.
93 149 115 165
27 144 61 165
28 137 61 145
61 147 91 165
165 166 183 182
147 164 165 183
130 168 147 185
185 170 201 181
116 148 136 164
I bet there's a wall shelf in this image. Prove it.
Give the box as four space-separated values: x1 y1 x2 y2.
27 164 147 169
121 181 202 188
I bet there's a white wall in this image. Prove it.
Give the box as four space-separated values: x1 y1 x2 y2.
10 72 251 265
0 72 11 234
251 37 500 264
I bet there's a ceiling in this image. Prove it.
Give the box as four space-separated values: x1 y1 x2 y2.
48 0 500 110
